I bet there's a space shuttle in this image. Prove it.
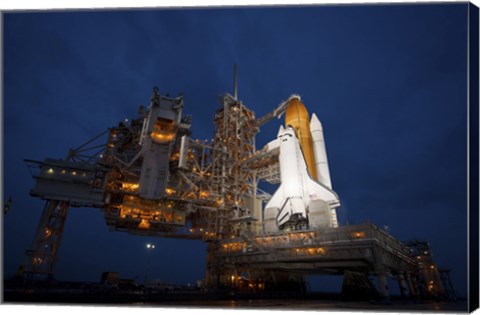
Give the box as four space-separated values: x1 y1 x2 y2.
264 97 340 233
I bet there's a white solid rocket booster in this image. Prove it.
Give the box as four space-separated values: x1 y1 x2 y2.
310 113 332 189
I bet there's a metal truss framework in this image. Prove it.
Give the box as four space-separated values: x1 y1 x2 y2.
19 88 448 300
22 200 69 278
207 223 425 297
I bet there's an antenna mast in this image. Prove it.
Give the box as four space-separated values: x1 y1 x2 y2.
233 63 238 100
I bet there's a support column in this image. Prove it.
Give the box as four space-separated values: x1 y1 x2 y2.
22 200 69 280
372 246 390 301
405 272 418 298
377 273 390 301
205 242 221 289
397 273 409 298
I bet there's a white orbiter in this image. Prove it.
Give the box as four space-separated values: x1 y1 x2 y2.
263 97 340 233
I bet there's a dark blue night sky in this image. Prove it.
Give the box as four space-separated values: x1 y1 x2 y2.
3 3 469 297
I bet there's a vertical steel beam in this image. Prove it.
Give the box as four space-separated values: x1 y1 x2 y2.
397 273 409 298
405 272 418 297
377 273 390 300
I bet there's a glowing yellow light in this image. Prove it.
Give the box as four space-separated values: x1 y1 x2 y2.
122 182 139 191
138 219 150 229
72 171 77 176
317 247 325 254
353 231 365 238
47 168 54 174
33 257 43 265
151 132 175 143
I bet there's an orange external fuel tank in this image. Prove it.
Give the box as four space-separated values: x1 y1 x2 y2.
285 98 318 180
